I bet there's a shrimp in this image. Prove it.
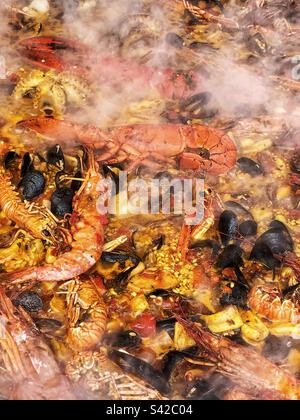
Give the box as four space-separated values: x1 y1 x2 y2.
176 316 300 400
61 278 107 352
0 288 74 400
1 150 107 284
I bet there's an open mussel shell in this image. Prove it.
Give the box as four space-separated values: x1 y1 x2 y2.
157 317 176 339
224 201 253 219
101 251 140 266
105 330 142 349
4 151 19 169
14 291 43 313
20 169 46 200
20 152 34 177
220 283 248 309
165 32 184 48
217 244 244 270
51 187 74 217
290 151 300 175
237 157 264 176
109 349 170 395
250 224 294 269
190 239 221 256
47 144 65 170
218 210 238 245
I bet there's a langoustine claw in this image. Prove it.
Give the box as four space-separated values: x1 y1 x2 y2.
176 316 300 400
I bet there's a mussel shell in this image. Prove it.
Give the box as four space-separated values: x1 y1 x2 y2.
185 374 224 400
218 210 238 245
34 318 63 330
71 170 83 192
14 291 43 313
238 220 257 237
105 330 142 349
101 251 140 267
290 152 300 174
46 144 65 170
152 235 165 250
250 227 294 269
51 187 74 217
190 239 221 256
161 348 199 381
20 152 34 177
217 244 244 270
237 157 264 176
109 350 170 395
157 317 176 339
4 151 19 169
220 284 248 309
225 201 253 218
20 170 46 200
165 32 184 48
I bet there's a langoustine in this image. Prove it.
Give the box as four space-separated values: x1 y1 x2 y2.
18 117 237 175
0 288 74 400
1 150 107 284
17 36 204 101
176 316 300 400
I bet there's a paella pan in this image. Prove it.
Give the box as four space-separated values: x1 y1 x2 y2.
0 0 299 401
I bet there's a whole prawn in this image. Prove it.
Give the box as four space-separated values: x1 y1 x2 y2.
18 117 237 176
248 283 300 324
0 288 74 400
61 277 107 352
1 150 107 284
176 316 300 400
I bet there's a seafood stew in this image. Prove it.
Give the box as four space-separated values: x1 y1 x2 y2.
0 0 300 401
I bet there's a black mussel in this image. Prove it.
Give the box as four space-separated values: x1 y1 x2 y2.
46 144 65 170
220 283 248 309
109 350 170 395
101 251 140 267
71 170 83 192
290 152 300 174
20 152 34 177
185 374 225 400
181 92 218 119
152 235 165 250
165 32 184 48
245 32 268 56
239 220 257 237
54 170 66 188
157 318 176 339
190 239 221 256
103 164 122 194
113 266 138 290
225 201 253 218
34 318 63 334
154 171 173 181
217 244 244 270
14 291 43 313
51 187 74 217
20 170 46 200
237 157 264 176
269 220 292 238
263 336 294 364
105 330 142 349
161 348 199 381
218 210 238 245
4 151 19 169
250 227 294 269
